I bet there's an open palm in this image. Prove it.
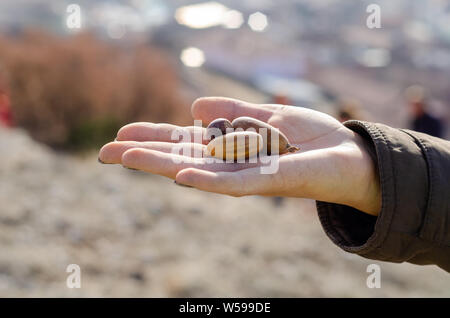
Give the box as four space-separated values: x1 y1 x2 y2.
99 97 380 215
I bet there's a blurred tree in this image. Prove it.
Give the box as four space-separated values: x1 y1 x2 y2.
0 30 190 149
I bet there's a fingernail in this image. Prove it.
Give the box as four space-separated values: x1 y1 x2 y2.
174 180 193 188
98 157 114 164
123 165 139 171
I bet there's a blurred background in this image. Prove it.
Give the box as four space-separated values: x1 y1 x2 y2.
0 0 449 296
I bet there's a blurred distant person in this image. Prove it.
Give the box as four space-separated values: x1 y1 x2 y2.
273 94 290 105
406 85 444 138
0 91 13 127
337 98 363 123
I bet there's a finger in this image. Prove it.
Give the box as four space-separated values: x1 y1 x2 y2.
175 167 282 197
121 148 259 179
116 122 208 144
99 141 206 164
191 97 279 124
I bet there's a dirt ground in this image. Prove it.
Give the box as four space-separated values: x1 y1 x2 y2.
0 127 449 297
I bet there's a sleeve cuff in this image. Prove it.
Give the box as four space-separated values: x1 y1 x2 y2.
316 120 429 260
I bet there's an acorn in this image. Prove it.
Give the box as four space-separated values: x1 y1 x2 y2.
206 118 233 141
231 117 299 155
206 131 263 161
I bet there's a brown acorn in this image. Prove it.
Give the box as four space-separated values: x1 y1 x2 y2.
231 116 299 155
206 118 233 140
206 131 263 161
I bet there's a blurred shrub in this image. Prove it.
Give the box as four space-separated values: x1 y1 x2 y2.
0 31 191 150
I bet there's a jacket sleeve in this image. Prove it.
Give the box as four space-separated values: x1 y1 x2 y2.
316 120 450 272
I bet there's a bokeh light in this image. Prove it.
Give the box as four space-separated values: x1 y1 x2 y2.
357 48 391 68
180 47 205 68
248 12 268 32
175 2 229 29
222 10 244 29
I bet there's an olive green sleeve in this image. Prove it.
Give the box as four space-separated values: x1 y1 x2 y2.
316 120 450 272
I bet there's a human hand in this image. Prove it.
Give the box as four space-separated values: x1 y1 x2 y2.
99 97 381 216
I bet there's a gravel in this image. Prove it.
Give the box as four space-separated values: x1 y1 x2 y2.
0 127 449 297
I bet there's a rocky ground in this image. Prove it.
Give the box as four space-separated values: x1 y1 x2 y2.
0 127 449 297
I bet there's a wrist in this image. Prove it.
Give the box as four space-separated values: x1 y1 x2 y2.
349 132 381 216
